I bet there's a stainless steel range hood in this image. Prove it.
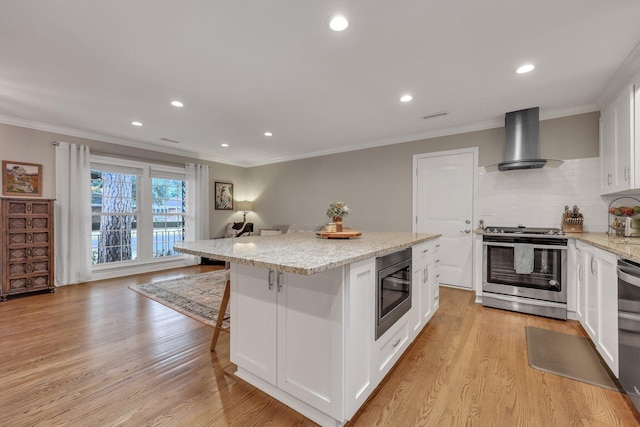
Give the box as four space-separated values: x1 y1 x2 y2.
487 107 563 172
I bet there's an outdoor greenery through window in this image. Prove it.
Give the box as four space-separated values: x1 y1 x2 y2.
90 158 186 266
151 177 185 258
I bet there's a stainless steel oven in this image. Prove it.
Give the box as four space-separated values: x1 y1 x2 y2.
376 248 412 340
482 227 568 319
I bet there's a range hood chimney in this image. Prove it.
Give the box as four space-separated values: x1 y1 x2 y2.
487 107 563 172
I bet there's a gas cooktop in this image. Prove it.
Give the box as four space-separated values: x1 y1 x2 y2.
483 226 565 236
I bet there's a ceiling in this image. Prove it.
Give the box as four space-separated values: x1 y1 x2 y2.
1 1 640 167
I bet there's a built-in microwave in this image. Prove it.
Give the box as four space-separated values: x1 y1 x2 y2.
375 248 412 340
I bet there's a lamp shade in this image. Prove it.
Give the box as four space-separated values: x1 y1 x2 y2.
237 200 253 212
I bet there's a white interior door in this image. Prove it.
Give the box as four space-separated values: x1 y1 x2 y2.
414 148 476 289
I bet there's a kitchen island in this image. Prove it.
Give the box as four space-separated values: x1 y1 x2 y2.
174 232 440 427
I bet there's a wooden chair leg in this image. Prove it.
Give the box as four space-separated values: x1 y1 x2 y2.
211 277 231 352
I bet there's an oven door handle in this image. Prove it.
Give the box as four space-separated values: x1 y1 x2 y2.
482 241 567 251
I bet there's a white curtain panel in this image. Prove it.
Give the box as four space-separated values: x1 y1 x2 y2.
54 142 92 286
185 163 210 262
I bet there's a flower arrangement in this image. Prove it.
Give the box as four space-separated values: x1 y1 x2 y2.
326 201 349 219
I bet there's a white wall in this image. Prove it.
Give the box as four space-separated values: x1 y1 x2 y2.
478 158 610 232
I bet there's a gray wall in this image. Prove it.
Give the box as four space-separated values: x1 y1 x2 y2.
0 123 248 237
246 111 600 232
0 111 599 236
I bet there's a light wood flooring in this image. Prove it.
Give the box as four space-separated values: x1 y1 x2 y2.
1 265 639 426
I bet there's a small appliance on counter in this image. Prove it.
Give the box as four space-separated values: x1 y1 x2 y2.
562 205 583 233
608 197 640 239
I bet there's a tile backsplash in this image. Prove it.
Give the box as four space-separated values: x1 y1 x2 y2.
478 157 635 233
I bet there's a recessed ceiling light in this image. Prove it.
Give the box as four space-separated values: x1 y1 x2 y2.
221 143 229 148
400 94 413 103
131 121 143 127
264 131 273 137
329 15 349 31
516 64 535 74
171 100 184 108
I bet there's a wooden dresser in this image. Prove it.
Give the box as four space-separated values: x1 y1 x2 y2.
1 198 55 301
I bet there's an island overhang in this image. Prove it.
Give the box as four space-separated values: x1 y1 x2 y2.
174 231 439 275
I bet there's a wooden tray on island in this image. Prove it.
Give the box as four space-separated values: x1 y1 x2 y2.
316 230 362 239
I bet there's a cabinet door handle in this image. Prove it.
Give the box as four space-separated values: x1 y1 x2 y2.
625 166 630 182
590 257 596 275
608 173 612 186
425 266 429 284
578 265 583 281
268 269 274 290
277 272 284 292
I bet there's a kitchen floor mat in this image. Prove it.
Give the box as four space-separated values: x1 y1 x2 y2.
525 326 621 391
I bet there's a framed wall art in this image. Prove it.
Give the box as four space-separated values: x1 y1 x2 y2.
214 181 233 210
2 160 43 197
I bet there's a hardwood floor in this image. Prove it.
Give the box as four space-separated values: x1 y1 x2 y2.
1 266 638 426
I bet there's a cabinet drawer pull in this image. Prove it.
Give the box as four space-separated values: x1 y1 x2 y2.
422 249 429 254
392 337 401 348
268 269 274 290
277 272 284 292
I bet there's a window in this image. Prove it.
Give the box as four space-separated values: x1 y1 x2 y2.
91 170 138 264
151 175 185 258
90 157 186 267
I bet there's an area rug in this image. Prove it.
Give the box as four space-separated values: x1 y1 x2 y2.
129 270 229 328
525 326 619 391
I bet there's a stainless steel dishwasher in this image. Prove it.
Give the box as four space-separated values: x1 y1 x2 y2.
618 258 640 412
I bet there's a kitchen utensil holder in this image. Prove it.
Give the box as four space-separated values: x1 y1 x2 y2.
562 212 584 232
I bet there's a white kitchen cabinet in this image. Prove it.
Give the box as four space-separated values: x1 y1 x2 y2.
600 77 637 194
575 241 619 377
232 265 277 384
345 258 376 418
231 263 345 420
600 104 615 192
410 239 440 339
583 245 600 340
574 242 586 324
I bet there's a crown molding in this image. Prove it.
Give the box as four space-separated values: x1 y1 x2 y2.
244 105 599 167
597 40 640 107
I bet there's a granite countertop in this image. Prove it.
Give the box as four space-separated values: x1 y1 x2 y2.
174 232 440 275
569 232 640 262
474 229 640 263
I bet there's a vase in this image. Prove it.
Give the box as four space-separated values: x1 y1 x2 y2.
333 216 343 232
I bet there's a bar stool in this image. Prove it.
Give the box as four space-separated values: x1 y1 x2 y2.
211 269 231 352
